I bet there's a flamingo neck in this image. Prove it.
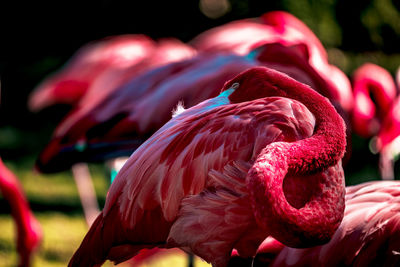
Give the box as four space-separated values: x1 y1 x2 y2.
227 67 346 171
226 67 346 247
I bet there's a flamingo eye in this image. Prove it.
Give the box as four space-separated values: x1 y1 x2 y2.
218 82 239 98
231 82 240 90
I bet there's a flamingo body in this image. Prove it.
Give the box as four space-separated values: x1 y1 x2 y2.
69 67 346 267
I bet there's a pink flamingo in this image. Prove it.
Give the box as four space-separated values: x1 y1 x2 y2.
351 63 397 138
35 40 346 174
75 37 196 117
251 180 400 267
190 11 326 61
190 10 353 114
30 36 196 225
68 67 347 267
374 95 400 180
28 34 156 111
0 158 42 267
350 63 399 179
28 34 196 112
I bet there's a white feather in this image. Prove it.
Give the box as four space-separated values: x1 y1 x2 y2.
172 101 186 117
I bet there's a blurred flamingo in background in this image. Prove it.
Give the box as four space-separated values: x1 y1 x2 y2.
28 35 196 226
190 11 326 61
373 67 400 179
28 34 156 111
191 10 353 114
29 34 196 112
249 180 400 267
351 63 397 139
28 34 196 111
74 37 196 121
351 63 399 179
0 158 42 267
376 97 400 179
68 67 347 267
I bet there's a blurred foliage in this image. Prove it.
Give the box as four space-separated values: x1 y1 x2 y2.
0 159 109 212
0 213 116 267
281 0 400 53
282 0 342 47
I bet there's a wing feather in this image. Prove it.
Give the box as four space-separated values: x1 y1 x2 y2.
105 94 316 232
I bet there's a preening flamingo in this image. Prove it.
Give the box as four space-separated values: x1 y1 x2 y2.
251 180 400 267
69 67 347 267
0 158 42 267
35 41 346 174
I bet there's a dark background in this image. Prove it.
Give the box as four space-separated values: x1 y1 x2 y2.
1 0 399 177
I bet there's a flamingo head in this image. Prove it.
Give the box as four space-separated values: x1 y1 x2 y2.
222 67 346 248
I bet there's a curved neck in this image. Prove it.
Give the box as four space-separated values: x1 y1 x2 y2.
227 67 347 171
248 145 345 247
232 67 346 247
353 64 397 119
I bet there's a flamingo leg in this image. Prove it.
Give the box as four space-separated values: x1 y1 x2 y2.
380 151 395 180
71 163 100 226
188 253 194 267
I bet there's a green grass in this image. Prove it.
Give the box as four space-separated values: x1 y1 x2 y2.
0 160 108 266
4 161 109 210
0 213 87 267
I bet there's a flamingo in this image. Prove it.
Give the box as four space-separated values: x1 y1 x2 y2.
28 34 156 111
374 94 400 180
68 67 347 267
250 180 400 267
34 41 346 174
351 63 397 139
190 10 353 114
190 11 327 62
29 36 196 225
0 158 42 267
349 63 399 179
28 34 196 112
